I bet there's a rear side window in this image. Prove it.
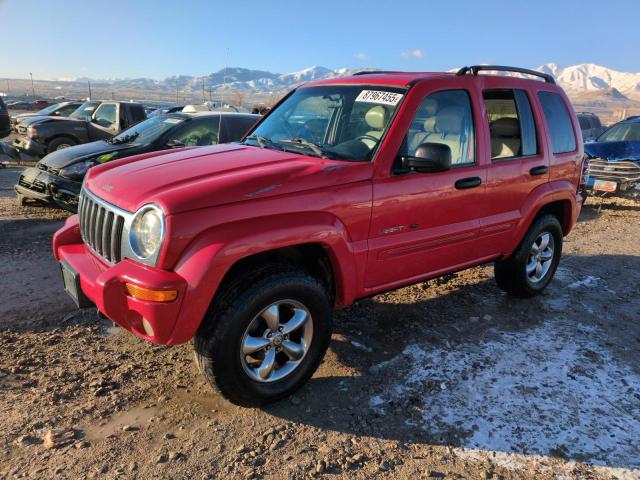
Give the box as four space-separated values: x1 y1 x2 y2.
578 116 590 130
538 92 576 154
483 89 537 159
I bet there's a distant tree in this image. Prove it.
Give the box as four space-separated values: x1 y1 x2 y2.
229 89 246 107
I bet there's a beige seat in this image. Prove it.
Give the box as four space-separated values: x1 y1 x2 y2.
408 98 439 153
423 106 465 163
361 106 386 149
490 117 521 158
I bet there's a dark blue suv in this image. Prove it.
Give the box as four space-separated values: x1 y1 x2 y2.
585 116 640 198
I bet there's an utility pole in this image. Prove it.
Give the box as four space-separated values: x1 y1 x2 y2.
175 78 179 104
29 72 35 97
88 80 92 100
208 85 212 101
5 80 9 96
201 77 205 102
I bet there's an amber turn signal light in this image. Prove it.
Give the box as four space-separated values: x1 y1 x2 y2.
125 283 178 302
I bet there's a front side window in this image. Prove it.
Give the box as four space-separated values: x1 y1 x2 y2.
538 92 577 154
167 118 219 146
597 122 640 142
93 103 117 128
246 85 405 161
578 116 590 130
402 90 475 166
484 89 537 159
57 104 79 116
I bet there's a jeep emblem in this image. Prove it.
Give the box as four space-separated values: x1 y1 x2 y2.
103 184 113 191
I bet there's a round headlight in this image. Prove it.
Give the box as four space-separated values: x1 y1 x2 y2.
130 206 164 259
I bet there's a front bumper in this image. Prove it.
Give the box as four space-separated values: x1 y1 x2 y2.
585 176 640 197
53 215 189 345
15 167 81 211
13 136 47 157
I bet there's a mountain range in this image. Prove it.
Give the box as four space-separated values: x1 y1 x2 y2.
68 63 640 99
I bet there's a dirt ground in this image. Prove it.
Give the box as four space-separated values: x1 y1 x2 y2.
0 166 639 480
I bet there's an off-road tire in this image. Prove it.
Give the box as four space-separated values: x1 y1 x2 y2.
494 214 563 298
47 137 76 153
194 266 333 406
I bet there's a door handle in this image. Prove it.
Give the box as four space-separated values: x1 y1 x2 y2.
455 177 482 189
530 165 548 176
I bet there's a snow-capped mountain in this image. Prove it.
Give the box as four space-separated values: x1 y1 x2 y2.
535 63 640 96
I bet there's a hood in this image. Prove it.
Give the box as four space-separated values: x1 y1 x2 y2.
85 144 372 214
28 116 87 128
584 140 640 162
17 115 51 127
40 140 137 169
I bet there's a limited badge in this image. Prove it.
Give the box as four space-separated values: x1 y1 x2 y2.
355 90 403 106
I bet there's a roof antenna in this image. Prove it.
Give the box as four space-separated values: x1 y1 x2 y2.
217 48 230 145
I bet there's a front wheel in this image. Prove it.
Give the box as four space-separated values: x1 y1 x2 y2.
194 268 333 406
47 137 76 153
494 214 563 297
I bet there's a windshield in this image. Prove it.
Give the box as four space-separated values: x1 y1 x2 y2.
110 114 185 145
245 85 405 161
70 101 101 120
36 103 61 116
597 122 640 142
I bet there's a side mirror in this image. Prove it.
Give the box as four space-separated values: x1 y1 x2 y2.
401 143 452 173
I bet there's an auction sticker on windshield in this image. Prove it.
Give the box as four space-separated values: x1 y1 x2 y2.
163 118 182 124
355 90 403 106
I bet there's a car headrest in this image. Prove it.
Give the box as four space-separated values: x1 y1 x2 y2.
423 117 437 133
436 106 464 135
365 106 386 130
422 98 438 116
491 117 520 137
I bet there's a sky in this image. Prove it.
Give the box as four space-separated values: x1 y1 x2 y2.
1 0 639 80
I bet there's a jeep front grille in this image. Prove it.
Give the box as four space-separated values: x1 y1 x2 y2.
78 189 126 263
588 158 640 183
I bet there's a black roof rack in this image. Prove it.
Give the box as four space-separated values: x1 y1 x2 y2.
456 65 555 84
352 70 401 76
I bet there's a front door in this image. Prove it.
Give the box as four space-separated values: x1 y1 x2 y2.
366 88 486 290
88 102 120 141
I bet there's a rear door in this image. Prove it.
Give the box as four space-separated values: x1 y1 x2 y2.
366 81 487 290
475 80 549 258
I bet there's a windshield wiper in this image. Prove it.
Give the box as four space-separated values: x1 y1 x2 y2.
277 138 326 158
110 132 139 145
244 135 279 150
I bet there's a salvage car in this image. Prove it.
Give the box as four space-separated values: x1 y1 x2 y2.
584 116 640 197
0 97 10 138
577 112 605 143
15 112 259 211
12 100 146 158
11 101 82 130
53 65 586 406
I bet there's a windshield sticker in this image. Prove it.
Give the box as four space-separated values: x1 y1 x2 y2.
163 118 182 124
355 90 403 106
84 107 95 112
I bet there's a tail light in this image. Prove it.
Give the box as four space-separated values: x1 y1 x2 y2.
578 155 590 192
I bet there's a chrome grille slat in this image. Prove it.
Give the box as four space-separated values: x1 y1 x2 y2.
95 207 105 255
102 211 114 262
77 189 128 264
589 158 640 182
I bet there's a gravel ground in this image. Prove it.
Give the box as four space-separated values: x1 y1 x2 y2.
0 166 639 479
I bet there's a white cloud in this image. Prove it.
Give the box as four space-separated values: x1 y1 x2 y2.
353 52 368 61
400 49 425 59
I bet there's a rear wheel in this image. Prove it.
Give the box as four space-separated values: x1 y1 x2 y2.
494 214 563 297
194 267 333 406
48 137 76 153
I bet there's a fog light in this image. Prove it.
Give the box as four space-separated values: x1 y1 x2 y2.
141 318 155 337
125 283 177 302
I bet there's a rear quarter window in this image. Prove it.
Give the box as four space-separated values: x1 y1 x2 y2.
538 92 576 154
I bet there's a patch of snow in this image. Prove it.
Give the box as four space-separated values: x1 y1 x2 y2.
370 321 640 470
350 340 372 352
567 275 600 289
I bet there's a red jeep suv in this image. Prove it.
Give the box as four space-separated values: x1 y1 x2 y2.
53 66 586 406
